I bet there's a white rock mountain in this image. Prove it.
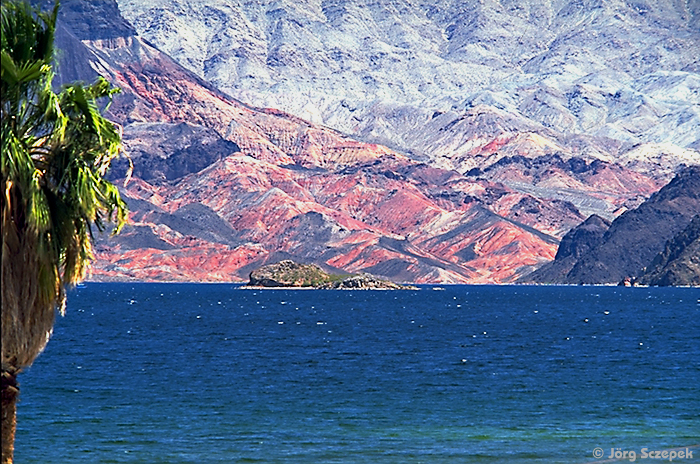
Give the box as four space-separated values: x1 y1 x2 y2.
117 0 699 185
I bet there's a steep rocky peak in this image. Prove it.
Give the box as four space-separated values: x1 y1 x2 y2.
526 165 700 285
42 0 136 41
648 165 700 202
553 214 611 261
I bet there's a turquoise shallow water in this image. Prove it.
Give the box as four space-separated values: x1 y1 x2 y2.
14 284 700 463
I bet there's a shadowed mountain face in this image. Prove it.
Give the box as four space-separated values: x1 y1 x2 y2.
116 0 700 183
47 0 691 283
638 215 700 286
110 122 241 184
523 214 612 284
524 166 700 285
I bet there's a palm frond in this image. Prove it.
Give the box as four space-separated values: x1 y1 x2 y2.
2 0 128 374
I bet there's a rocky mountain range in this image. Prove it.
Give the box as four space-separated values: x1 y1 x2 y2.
524 165 700 285
116 0 700 184
43 0 699 284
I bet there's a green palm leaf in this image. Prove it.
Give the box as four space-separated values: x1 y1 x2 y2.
2 2 129 459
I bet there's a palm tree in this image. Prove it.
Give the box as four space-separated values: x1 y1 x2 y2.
1 2 128 461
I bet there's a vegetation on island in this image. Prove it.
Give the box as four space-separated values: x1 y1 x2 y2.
1 1 127 461
248 260 418 289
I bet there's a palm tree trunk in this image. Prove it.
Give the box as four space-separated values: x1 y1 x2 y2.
1 367 18 464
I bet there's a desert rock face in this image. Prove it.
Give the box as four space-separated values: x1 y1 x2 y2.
522 214 612 284
47 0 698 284
116 0 699 179
525 166 700 285
638 215 700 287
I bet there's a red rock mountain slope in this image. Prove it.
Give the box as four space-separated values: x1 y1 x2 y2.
52 1 662 283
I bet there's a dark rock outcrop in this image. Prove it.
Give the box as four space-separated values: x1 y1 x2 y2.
51 0 136 41
526 165 700 285
522 214 611 283
638 215 700 286
110 122 240 184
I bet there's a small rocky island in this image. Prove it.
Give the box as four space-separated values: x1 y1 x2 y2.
247 260 418 289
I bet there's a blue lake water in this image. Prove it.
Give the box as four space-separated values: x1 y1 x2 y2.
14 284 700 463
